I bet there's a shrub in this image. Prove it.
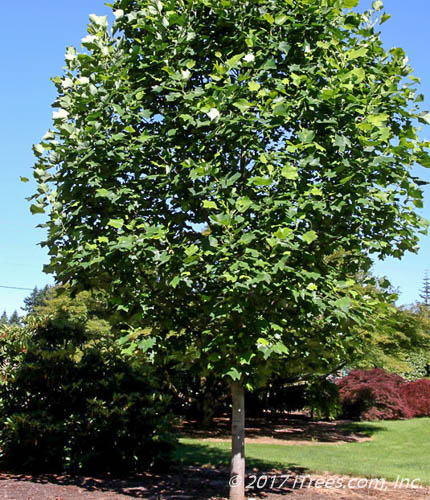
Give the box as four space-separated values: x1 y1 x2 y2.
0 314 176 473
306 380 341 420
246 378 341 420
337 368 413 421
401 379 430 418
247 382 307 417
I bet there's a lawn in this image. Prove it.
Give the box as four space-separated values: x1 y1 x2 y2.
176 418 430 485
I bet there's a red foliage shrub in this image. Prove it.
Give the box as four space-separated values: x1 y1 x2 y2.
401 379 430 418
337 368 413 421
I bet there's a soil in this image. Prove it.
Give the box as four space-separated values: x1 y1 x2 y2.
0 468 428 499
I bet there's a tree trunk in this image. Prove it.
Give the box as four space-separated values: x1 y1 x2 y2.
230 381 245 500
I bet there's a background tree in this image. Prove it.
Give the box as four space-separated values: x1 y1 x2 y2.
30 0 430 498
354 300 430 378
8 310 21 326
0 312 7 326
22 285 53 314
420 270 430 307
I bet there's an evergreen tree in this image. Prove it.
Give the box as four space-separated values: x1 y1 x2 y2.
22 285 53 314
0 311 8 326
420 270 430 307
8 310 21 326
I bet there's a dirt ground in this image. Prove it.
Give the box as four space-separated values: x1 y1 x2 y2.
0 467 428 499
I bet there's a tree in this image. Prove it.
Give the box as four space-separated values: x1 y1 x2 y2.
22 285 53 314
353 299 430 378
8 310 21 326
0 311 7 326
30 1 430 498
420 270 430 307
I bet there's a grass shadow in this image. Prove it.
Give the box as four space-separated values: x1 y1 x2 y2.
174 442 308 497
335 422 388 439
181 416 388 444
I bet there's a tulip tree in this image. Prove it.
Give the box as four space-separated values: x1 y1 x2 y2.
31 0 430 498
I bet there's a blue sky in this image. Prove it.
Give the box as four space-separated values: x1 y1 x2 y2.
1 0 429 316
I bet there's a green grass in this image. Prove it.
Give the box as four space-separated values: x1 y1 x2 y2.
175 418 430 484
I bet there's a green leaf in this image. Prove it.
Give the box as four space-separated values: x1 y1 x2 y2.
138 337 156 352
226 367 241 381
250 176 272 186
281 165 298 180
417 152 430 168
273 103 288 116
334 135 349 152
278 42 291 54
343 0 359 8
108 219 124 229
203 200 218 209
233 99 253 112
185 59 196 69
33 144 44 155
30 204 45 214
380 13 391 24
170 276 180 288
349 67 365 82
367 113 388 126
418 112 430 125
248 81 261 92
185 244 199 257
226 53 244 68
275 14 288 25
298 129 315 144
302 230 318 244
372 0 383 11
274 227 292 240
347 47 367 60
96 188 111 197
261 59 277 70
273 342 289 355
335 297 352 313
20 176 30 183
236 197 253 212
263 13 274 24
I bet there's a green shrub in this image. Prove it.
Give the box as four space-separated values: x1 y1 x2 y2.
306 379 341 420
0 315 176 473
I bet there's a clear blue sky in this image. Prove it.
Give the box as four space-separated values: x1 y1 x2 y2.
1 0 429 315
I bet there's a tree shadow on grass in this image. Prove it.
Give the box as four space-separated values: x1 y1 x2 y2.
174 442 308 497
181 417 388 444
335 422 388 439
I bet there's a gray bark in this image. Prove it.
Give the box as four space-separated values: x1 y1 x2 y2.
229 381 245 500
